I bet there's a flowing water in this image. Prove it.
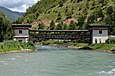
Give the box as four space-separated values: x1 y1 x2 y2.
0 46 115 76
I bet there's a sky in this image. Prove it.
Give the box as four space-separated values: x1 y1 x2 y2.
0 0 39 12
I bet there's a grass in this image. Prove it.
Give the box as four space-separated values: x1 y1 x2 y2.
0 40 35 54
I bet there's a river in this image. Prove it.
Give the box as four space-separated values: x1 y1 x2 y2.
0 46 115 76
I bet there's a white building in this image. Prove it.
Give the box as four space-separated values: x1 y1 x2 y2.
12 24 32 43
90 24 109 44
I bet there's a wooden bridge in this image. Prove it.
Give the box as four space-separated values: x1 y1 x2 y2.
29 30 91 43
12 24 109 44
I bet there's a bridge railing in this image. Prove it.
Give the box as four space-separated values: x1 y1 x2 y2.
31 34 90 39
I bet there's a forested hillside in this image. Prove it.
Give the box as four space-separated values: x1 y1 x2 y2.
16 0 115 34
0 6 23 21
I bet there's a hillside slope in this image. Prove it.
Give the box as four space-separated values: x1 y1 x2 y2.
17 0 115 34
0 6 23 21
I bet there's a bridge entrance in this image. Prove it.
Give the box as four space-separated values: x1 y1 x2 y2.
29 30 91 43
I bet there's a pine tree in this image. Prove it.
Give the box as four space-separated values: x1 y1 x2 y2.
69 20 76 30
56 22 63 30
50 20 55 30
63 24 68 30
38 23 45 30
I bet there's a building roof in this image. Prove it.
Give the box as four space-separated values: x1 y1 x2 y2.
12 24 32 28
89 24 110 27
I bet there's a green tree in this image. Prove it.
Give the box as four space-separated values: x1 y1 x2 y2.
50 20 55 30
55 22 63 30
57 12 61 21
69 20 77 30
77 16 85 29
63 24 68 30
104 5 115 35
0 12 13 42
38 23 45 30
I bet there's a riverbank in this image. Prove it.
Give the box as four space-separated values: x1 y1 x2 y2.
0 40 34 54
81 43 115 53
36 40 115 53
0 49 34 54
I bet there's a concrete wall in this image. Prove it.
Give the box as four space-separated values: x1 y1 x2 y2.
92 30 108 44
92 36 108 44
92 30 108 36
15 30 29 36
13 38 28 43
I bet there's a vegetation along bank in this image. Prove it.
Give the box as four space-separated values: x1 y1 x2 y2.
36 40 115 53
0 40 34 54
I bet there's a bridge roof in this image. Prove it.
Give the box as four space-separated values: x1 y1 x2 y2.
30 30 89 32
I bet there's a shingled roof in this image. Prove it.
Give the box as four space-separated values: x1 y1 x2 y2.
12 24 32 28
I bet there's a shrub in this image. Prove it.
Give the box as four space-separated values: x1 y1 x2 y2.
106 39 115 44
